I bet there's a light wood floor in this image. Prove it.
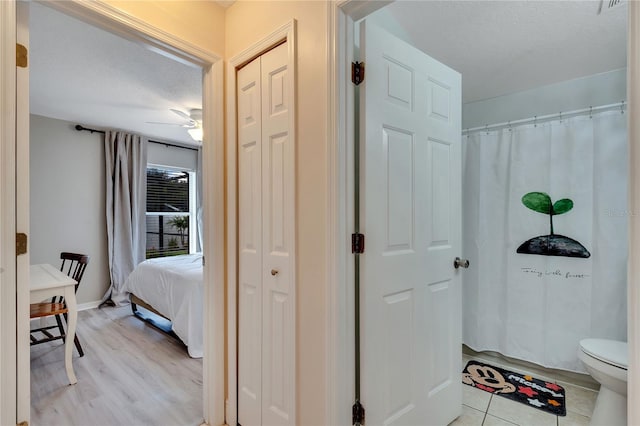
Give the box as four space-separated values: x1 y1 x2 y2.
30 306 203 426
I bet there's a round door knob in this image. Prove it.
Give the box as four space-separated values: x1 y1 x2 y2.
454 257 470 269
271 269 279 276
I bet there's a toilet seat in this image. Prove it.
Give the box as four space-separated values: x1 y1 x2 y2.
579 338 627 370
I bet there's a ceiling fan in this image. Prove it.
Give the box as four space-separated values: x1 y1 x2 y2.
147 108 203 142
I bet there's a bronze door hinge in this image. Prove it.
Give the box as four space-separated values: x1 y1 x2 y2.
352 61 364 86
16 43 27 68
16 233 27 255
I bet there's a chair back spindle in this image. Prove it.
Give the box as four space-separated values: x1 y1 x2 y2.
59 252 89 293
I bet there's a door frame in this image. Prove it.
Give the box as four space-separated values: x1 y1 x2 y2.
0 2 18 425
2 1 226 425
326 1 640 425
225 20 297 426
325 2 392 423
628 3 640 425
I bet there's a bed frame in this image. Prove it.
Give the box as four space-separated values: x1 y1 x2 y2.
130 293 179 340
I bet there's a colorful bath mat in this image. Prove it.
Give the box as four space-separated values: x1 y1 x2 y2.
462 360 566 416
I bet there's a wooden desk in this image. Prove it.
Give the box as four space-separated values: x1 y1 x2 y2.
30 264 78 385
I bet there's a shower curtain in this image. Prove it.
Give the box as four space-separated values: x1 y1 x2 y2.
462 110 628 373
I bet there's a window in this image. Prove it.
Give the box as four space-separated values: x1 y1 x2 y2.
145 166 196 258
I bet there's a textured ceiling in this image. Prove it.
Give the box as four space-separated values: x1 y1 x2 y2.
30 1 627 139
29 2 202 145
370 0 627 103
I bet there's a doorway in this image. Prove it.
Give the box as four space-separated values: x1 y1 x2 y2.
327 1 635 425
13 2 225 425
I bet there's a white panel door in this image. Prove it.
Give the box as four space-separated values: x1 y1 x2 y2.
237 55 263 426
260 42 294 426
359 21 462 426
237 41 293 426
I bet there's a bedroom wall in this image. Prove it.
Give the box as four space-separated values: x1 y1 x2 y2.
30 115 200 306
462 68 627 128
29 114 109 306
226 2 329 424
148 142 198 171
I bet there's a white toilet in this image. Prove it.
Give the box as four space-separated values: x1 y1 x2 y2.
578 339 627 426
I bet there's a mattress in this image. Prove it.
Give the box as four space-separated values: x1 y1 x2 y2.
123 253 203 358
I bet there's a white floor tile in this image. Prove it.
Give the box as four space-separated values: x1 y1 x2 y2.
558 381 598 418
449 405 486 426
558 411 590 426
487 395 557 426
483 414 519 426
463 384 492 412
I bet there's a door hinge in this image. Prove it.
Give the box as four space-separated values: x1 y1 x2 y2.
352 233 365 254
352 400 365 425
16 233 27 256
16 43 27 68
352 61 364 85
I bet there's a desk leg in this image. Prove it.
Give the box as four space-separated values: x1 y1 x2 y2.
64 288 78 385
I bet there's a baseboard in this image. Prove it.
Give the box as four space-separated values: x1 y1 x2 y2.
77 300 101 311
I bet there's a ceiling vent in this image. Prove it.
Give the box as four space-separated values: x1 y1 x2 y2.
598 0 625 14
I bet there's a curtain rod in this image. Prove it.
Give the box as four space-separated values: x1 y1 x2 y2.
74 124 199 151
463 101 627 135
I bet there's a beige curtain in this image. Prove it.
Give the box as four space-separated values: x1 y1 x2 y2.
102 130 147 306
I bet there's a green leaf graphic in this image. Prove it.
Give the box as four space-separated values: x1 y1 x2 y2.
552 199 574 215
522 192 552 214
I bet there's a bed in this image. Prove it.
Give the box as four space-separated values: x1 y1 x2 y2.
122 253 203 358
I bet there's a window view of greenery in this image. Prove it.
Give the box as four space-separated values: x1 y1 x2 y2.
146 167 191 258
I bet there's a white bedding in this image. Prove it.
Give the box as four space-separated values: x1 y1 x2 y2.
123 253 203 358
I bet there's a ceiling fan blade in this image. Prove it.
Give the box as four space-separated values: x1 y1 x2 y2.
145 121 185 126
169 108 193 121
146 121 197 129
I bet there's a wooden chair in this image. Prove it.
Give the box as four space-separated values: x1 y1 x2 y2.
30 252 89 357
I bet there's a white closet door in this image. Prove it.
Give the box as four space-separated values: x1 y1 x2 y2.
237 55 263 426
260 42 293 426
238 40 293 426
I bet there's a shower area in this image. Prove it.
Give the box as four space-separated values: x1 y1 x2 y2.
461 99 628 373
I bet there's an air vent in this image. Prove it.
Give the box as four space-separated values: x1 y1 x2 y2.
598 0 625 14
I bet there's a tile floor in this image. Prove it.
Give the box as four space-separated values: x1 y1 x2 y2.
450 354 599 426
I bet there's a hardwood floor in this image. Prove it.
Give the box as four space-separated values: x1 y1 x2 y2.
30 306 203 426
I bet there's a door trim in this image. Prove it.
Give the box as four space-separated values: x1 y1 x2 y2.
6 1 225 424
0 2 17 425
628 3 640 425
326 3 391 424
226 20 297 426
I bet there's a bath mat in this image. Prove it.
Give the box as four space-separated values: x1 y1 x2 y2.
462 360 566 416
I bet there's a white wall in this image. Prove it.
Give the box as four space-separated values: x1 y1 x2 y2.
30 114 109 305
148 142 198 171
463 68 627 129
